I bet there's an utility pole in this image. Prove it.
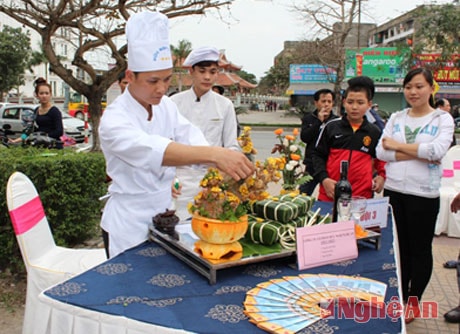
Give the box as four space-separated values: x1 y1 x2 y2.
357 0 362 48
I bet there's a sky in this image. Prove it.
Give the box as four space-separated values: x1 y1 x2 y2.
168 0 453 80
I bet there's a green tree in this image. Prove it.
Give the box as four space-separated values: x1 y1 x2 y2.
0 26 32 100
236 70 257 85
413 4 460 68
171 39 193 91
258 56 293 95
0 0 234 150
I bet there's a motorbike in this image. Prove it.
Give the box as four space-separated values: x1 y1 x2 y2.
23 131 62 149
0 124 15 148
16 108 62 149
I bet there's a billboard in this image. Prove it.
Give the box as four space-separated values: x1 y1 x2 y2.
345 47 409 83
414 54 460 83
290 64 337 84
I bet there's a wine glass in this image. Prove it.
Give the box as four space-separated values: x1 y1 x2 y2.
337 196 352 221
350 196 367 225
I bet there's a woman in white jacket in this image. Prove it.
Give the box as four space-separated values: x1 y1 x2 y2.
376 67 454 324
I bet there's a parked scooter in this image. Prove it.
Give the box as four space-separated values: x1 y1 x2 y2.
0 124 15 148
7 109 62 149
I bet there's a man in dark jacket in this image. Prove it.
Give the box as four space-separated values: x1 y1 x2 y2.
299 88 338 195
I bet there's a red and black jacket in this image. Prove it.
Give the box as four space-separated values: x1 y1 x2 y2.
311 116 386 201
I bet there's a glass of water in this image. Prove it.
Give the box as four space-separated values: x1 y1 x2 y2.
350 196 367 225
337 196 352 221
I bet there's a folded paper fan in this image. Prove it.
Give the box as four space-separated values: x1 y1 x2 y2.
244 274 387 333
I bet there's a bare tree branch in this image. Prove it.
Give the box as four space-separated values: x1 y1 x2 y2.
0 0 235 150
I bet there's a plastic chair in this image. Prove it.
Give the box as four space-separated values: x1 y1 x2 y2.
6 171 107 334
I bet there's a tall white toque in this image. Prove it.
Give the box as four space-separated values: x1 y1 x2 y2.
126 11 173 72
183 46 220 67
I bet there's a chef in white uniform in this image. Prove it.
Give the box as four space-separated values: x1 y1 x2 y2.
171 47 241 221
99 12 254 258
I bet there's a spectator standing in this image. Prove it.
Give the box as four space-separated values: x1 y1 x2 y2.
376 67 454 323
117 72 129 93
33 78 64 149
435 98 456 146
348 76 385 131
312 77 385 202
171 47 241 221
299 88 338 195
368 103 386 131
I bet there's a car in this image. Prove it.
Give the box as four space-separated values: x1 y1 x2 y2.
0 103 91 143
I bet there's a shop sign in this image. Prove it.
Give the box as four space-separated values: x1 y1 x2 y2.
345 47 409 83
414 54 460 83
290 64 337 84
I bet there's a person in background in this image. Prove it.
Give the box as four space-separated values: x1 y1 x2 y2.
368 103 386 131
117 72 129 93
212 84 242 136
376 67 454 324
299 88 338 195
99 12 253 258
443 192 460 324
435 97 451 113
171 47 241 221
212 85 225 95
435 98 456 146
451 104 459 119
312 77 385 202
10 77 64 148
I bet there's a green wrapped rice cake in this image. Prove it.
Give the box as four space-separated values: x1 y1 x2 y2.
251 199 301 223
278 194 315 215
246 219 296 245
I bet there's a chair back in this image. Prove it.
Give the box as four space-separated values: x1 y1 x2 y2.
441 145 460 187
6 172 56 268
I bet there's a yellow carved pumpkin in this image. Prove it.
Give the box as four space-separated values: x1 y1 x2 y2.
191 214 248 245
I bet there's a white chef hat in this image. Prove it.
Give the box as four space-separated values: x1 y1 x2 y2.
183 46 220 67
126 11 172 72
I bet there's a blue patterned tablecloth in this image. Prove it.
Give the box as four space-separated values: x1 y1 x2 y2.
44 202 402 334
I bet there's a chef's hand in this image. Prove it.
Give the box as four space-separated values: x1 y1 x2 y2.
214 148 255 181
171 178 182 198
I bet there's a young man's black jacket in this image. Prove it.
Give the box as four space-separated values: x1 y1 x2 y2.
300 109 338 169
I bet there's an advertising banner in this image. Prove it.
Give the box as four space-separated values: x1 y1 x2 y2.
290 64 337 84
414 54 460 83
345 47 409 83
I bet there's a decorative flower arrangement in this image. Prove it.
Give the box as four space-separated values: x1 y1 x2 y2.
237 126 257 160
188 157 284 222
271 128 312 192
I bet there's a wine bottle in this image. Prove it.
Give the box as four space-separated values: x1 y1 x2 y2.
332 160 352 222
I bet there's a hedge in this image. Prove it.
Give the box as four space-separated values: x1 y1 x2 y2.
0 147 107 273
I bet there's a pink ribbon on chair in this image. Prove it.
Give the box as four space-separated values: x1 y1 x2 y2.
454 161 460 170
9 196 45 235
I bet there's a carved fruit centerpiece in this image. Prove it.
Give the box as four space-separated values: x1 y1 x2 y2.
188 161 283 263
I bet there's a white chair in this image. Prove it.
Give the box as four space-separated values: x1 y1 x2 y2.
436 145 460 237
6 171 107 334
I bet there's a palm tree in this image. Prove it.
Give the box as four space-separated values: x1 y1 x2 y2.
171 39 192 91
